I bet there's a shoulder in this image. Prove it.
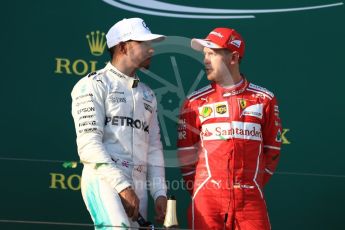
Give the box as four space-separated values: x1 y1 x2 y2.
187 84 214 102
75 69 105 84
87 69 107 82
71 70 107 96
139 82 155 97
139 82 152 91
139 82 157 103
247 82 275 100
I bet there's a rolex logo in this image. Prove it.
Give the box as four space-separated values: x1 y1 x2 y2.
86 31 106 56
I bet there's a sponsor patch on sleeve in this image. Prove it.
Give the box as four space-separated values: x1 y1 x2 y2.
144 103 153 113
238 99 263 119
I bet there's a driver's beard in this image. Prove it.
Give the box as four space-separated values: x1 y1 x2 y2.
140 59 151 69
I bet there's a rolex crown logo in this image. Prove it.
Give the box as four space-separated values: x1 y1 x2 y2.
86 31 106 56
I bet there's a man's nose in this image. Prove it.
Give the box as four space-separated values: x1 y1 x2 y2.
204 56 210 65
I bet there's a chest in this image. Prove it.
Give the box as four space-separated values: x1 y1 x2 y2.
104 81 155 122
196 93 265 125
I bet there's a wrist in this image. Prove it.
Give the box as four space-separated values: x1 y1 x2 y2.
119 186 132 194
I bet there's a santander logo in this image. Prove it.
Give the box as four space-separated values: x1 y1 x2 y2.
102 0 343 19
201 122 262 141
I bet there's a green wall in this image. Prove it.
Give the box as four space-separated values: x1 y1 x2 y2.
1 1 344 229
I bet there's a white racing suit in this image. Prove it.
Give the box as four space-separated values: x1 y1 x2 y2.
71 62 167 229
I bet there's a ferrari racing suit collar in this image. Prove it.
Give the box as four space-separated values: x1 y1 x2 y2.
213 77 249 97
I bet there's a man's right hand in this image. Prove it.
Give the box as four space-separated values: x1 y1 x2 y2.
119 187 140 221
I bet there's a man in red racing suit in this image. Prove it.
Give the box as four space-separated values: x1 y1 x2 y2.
177 27 282 230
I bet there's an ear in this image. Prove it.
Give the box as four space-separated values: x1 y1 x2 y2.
230 51 240 64
119 42 128 54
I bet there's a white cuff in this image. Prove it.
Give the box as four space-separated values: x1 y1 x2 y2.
152 189 167 201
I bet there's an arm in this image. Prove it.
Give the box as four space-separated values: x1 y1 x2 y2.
118 187 140 221
147 105 167 201
71 75 131 193
154 196 167 223
262 96 282 185
146 105 168 222
177 100 200 195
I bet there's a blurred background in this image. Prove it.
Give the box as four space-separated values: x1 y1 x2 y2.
1 1 344 229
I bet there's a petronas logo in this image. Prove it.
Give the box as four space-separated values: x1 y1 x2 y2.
86 31 107 56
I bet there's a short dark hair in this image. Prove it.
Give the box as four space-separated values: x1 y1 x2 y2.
108 41 131 59
108 46 115 59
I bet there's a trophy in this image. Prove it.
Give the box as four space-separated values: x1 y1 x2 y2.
163 196 179 228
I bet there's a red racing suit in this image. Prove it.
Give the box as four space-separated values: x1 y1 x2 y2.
177 79 282 230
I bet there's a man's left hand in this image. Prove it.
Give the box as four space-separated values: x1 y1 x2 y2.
154 196 167 223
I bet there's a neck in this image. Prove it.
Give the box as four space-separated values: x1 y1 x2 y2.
218 70 243 87
111 57 136 77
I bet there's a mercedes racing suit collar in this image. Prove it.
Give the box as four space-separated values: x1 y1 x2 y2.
105 62 140 88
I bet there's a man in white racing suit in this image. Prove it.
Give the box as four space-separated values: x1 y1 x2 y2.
71 18 167 229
